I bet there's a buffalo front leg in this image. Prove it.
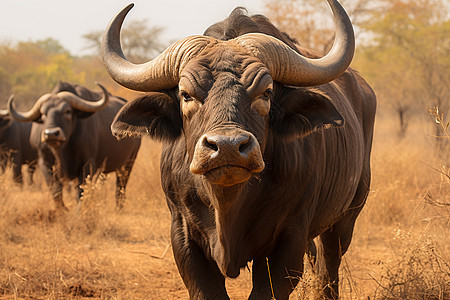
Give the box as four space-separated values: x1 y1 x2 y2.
12 161 23 185
171 213 229 300
40 158 66 210
249 231 307 300
317 179 369 299
50 178 66 210
115 159 136 210
10 153 23 185
27 161 36 185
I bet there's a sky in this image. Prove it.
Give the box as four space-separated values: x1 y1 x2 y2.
1 0 264 56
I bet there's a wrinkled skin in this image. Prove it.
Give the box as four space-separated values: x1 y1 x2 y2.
108 7 376 300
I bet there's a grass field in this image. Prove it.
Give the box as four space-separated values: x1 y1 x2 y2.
0 113 448 299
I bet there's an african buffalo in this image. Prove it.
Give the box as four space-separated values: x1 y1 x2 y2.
8 82 141 210
102 0 376 299
0 106 37 184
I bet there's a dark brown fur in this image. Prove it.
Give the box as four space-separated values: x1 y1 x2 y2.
112 8 376 300
27 82 141 209
0 114 37 184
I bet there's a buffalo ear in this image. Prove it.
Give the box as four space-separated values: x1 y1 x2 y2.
0 115 12 128
271 88 344 140
111 92 182 141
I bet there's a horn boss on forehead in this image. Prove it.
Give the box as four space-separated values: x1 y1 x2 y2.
7 83 110 122
101 0 354 91
57 83 110 113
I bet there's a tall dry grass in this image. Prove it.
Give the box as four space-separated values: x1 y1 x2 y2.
0 138 185 299
335 113 450 299
0 114 448 299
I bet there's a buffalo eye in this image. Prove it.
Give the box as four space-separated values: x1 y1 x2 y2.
180 91 193 102
64 108 72 119
252 89 271 117
261 88 273 101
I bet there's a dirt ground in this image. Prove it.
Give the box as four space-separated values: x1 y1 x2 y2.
0 116 449 299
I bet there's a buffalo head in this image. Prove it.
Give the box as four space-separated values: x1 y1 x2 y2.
8 83 109 149
104 1 351 190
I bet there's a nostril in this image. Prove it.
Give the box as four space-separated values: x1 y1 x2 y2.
44 128 61 139
239 139 252 154
235 134 252 154
203 136 219 152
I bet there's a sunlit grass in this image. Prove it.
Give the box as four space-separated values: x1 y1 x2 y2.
0 116 449 299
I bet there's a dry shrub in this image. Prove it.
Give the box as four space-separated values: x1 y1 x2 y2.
313 112 450 300
63 172 131 242
0 114 449 299
294 254 327 300
338 111 450 299
373 230 450 299
0 138 176 299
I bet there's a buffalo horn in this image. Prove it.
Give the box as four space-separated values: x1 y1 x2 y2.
8 94 52 122
8 83 110 122
233 0 354 87
101 3 215 92
102 0 354 91
58 82 110 112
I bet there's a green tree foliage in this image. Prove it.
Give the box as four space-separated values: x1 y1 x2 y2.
0 38 86 109
355 0 450 120
264 0 449 137
0 17 167 109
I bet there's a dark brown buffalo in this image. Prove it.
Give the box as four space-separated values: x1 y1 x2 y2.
0 105 37 184
8 82 141 210
102 0 376 298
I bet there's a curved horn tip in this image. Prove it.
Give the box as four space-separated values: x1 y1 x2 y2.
237 0 354 87
0 96 12 116
116 3 134 19
111 3 135 24
95 82 110 108
7 95 15 109
6 94 28 122
95 82 108 93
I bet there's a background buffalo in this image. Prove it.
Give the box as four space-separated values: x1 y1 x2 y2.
8 82 141 210
0 107 37 185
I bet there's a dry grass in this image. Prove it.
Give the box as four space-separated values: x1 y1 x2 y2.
0 114 449 299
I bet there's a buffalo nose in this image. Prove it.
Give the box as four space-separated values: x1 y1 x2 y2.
43 128 65 142
190 130 265 180
202 133 253 156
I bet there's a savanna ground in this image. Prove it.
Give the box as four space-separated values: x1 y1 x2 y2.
0 112 449 299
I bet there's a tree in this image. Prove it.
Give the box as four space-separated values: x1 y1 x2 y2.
83 19 166 63
0 39 85 109
355 0 450 137
262 0 374 54
262 0 450 138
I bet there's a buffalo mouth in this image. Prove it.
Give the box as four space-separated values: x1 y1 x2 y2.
41 128 66 148
203 165 253 187
43 139 65 149
190 130 265 186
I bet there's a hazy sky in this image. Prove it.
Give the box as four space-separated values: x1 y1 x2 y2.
1 0 264 55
